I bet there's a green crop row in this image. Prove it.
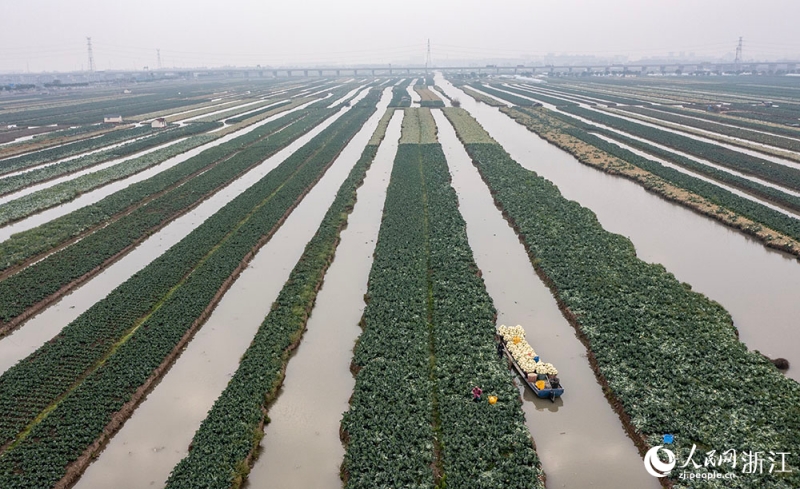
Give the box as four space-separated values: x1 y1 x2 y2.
561 105 800 193
536 83 643 105
470 83 539 107
399 108 438 144
0 92 211 126
516 107 800 238
388 81 412 108
342 108 543 488
637 103 800 139
0 91 382 489
576 125 800 242
420 99 445 108
0 122 220 196
444 108 800 488
0 124 102 155
0 105 320 274
491 84 578 107
619 106 800 153
422 141 544 488
224 99 292 123
725 101 800 126
165 104 387 489
0 133 217 226
0 103 346 329
456 85 507 107
0 125 155 176
343 142 438 488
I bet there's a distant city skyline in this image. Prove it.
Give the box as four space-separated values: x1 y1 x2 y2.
2 0 799 73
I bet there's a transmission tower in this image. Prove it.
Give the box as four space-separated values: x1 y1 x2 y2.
425 39 431 77
86 37 95 72
157 49 162 69
734 36 743 69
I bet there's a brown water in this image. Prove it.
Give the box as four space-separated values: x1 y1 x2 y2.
72 89 392 489
437 74 800 384
0 93 366 376
246 111 402 489
433 109 660 489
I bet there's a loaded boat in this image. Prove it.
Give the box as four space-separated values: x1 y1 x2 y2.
496 324 564 402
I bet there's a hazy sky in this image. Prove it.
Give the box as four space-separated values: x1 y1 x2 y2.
2 0 799 72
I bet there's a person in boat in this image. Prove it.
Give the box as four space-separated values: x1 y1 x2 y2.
472 386 483 402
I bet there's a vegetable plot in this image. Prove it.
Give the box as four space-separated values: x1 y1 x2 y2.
0 92 382 489
506 106 800 254
0 106 313 274
342 108 543 488
0 106 333 333
443 107 800 488
619 105 800 153
0 123 220 226
165 97 388 489
561 105 800 193
0 125 154 177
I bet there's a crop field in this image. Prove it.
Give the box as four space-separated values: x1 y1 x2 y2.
0 72 798 489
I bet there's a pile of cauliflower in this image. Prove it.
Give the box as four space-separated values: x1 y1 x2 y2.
497 324 558 376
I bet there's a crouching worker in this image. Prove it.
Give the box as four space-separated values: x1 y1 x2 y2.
471 386 483 402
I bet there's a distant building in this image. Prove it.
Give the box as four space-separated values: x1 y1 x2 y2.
104 115 123 124
151 117 167 128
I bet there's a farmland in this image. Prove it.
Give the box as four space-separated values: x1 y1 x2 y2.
0 70 798 489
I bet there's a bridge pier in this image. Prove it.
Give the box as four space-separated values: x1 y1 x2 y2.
336 69 340 76
318 70 322 76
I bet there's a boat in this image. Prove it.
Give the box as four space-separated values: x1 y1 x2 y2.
496 327 565 402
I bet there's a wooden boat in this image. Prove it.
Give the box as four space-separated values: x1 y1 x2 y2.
497 334 565 402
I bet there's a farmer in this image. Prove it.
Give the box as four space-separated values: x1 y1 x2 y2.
471 386 483 402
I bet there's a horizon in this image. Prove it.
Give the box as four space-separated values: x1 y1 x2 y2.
2 0 799 73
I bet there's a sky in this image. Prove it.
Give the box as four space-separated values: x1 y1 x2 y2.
2 0 799 72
